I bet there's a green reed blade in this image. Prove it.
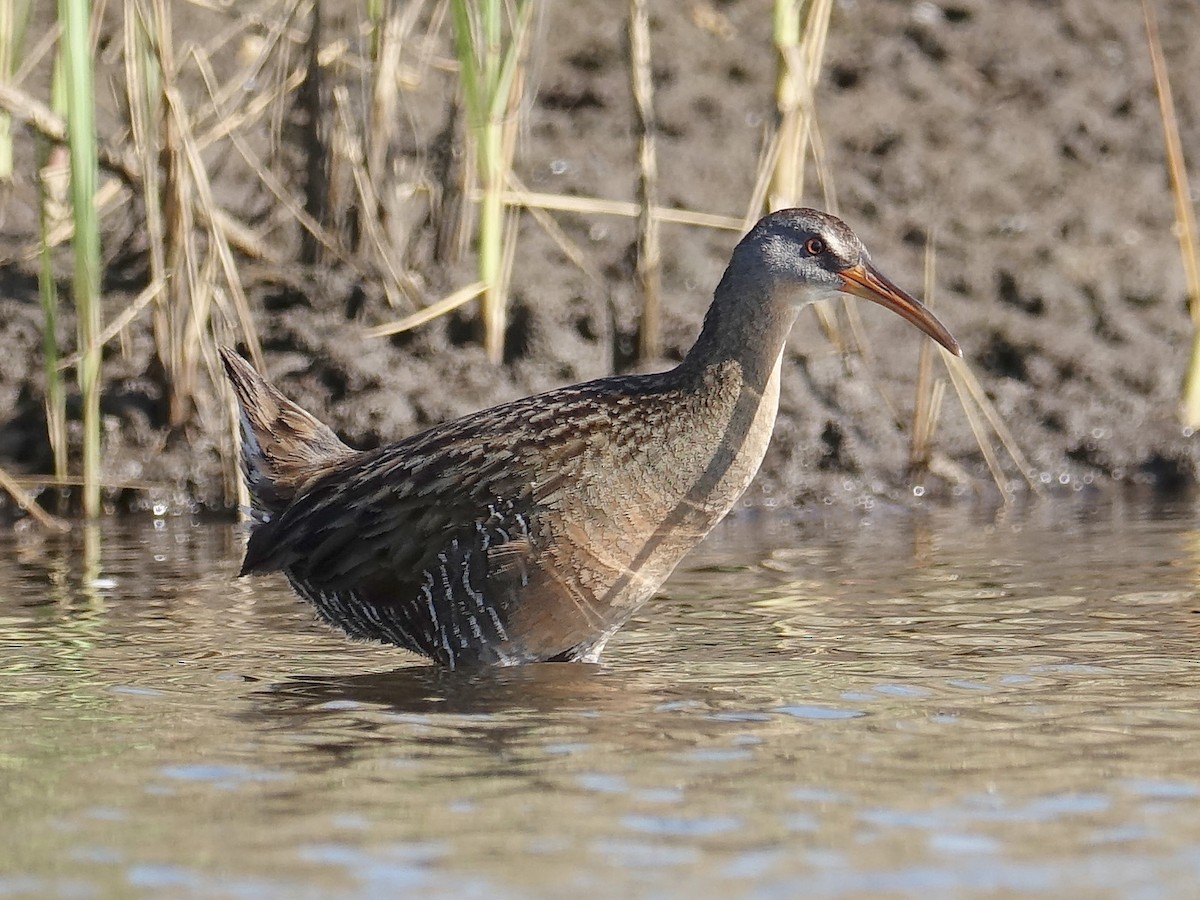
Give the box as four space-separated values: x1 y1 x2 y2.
58 0 103 517
450 0 531 363
0 0 32 180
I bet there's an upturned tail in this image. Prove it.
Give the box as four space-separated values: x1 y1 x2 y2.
219 347 354 522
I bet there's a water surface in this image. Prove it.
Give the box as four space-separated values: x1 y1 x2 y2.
4 497 1200 897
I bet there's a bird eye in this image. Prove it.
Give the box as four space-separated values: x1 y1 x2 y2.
805 237 826 256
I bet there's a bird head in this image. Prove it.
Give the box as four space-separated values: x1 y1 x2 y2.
733 208 961 356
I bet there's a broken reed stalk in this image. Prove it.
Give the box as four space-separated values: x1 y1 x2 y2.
450 0 533 364
58 0 103 518
1142 0 1200 429
0 0 32 180
628 0 662 362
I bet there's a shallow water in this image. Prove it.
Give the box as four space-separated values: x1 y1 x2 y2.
4 496 1200 898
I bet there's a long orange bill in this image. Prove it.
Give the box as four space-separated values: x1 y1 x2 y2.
839 262 962 357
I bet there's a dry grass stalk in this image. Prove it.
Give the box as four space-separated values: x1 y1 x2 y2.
956 356 1038 486
506 173 604 285
909 232 1038 497
195 42 306 152
0 74 275 266
331 85 417 307
759 0 844 353
500 188 743 231
366 0 420 195
364 0 431 305
1142 0 1200 428
165 63 264 361
369 181 804 349
11 473 172 491
766 0 831 212
743 128 783 230
31 172 126 255
909 232 945 475
194 51 360 274
629 0 662 361
124 0 170 394
37 142 69 483
0 463 70 531
942 354 1041 498
942 359 1006 494
369 281 486 337
0 80 141 184
298 0 331 266
192 0 305 141
56 279 166 371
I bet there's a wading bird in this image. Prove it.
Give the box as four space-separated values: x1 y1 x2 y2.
222 208 960 668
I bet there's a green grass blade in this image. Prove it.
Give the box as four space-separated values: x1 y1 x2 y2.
0 0 33 180
58 0 103 517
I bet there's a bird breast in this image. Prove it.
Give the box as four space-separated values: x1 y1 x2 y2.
534 351 784 603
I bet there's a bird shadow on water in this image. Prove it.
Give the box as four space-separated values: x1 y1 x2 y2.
254 660 688 718
239 662 713 767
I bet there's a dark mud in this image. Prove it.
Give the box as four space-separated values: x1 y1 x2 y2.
2 0 1198 516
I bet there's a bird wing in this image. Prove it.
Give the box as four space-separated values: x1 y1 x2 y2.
239 392 625 665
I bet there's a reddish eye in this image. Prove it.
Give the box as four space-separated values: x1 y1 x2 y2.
805 237 826 256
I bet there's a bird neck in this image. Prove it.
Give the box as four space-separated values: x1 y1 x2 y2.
676 281 798 393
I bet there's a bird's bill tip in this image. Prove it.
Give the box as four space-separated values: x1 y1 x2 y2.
838 263 962 357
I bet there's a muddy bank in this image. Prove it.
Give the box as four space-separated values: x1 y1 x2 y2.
2 0 1198 517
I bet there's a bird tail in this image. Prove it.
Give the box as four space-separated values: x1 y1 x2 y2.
219 347 354 522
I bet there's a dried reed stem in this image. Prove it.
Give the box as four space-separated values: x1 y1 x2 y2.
370 281 486 337
124 0 171 415
909 231 944 474
1142 0 1200 428
765 0 842 352
629 0 661 361
500 189 743 230
37 140 69 482
0 463 70 531
300 0 330 265
767 0 831 212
